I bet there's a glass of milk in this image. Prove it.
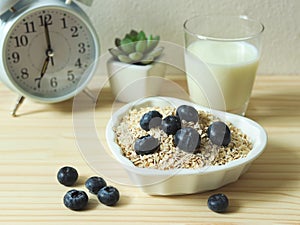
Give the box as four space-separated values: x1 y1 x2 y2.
184 15 264 116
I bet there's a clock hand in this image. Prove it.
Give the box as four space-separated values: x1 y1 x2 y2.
35 23 57 88
35 56 50 88
44 22 54 66
50 56 54 66
46 49 54 66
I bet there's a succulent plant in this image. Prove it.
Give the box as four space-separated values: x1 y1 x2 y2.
109 30 164 65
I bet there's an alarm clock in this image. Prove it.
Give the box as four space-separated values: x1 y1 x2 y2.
0 0 100 116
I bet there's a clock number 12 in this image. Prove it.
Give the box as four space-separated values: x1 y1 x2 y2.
38 14 52 26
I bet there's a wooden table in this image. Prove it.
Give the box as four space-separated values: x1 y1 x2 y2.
0 75 299 224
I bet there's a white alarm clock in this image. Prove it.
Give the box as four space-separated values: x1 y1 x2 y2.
0 0 100 116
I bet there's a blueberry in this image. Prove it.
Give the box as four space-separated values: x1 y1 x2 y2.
63 189 88 211
207 193 229 213
176 105 199 123
207 121 231 146
85 176 107 195
57 166 78 186
140 110 163 131
97 186 120 206
161 115 181 135
174 127 201 153
134 135 160 155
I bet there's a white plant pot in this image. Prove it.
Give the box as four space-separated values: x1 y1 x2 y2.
107 58 166 102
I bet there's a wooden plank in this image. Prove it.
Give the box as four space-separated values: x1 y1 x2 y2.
0 75 299 224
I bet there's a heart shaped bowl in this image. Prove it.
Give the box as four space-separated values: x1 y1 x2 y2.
106 97 267 195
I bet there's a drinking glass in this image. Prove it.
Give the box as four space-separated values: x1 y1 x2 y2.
184 15 264 116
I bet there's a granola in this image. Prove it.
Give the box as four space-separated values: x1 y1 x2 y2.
113 106 253 170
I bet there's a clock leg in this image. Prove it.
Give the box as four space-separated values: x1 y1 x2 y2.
11 96 25 117
83 88 97 103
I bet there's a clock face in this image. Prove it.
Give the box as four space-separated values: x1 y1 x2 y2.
3 6 98 101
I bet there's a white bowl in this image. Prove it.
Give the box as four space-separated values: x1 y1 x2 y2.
106 97 267 195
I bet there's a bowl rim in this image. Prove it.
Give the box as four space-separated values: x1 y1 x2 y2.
106 96 268 176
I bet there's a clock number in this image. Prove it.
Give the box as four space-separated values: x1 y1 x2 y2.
24 21 36 33
78 42 86 54
71 26 79 37
67 70 75 81
12 35 28 47
11 52 20 63
75 58 82 68
50 77 58 88
35 78 41 88
39 14 53 26
21 68 29 79
61 18 67 29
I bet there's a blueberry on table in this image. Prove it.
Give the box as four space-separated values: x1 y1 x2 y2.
140 110 163 131
207 193 229 213
97 186 120 206
174 127 201 153
161 115 181 135
63 189 89 211
207 121 231 146
85 176 107 195
134 135 160 155
57 166 78 186
176 105 199 123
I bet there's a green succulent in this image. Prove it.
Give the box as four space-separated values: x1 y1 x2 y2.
109 30 164 65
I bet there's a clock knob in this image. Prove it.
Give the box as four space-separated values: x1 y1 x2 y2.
0 0 19 15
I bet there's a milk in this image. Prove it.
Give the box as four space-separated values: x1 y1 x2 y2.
184 40 259 114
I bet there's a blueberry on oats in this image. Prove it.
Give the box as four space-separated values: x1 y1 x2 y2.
174 127 201 153
207 121 231 146
161 115 181 135
134 135 160 155
176 105 199 123
140 110 163 131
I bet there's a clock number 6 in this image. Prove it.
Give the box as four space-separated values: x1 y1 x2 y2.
50 77 58 88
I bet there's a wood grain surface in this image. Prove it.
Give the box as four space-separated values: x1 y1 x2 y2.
0 75 299 224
